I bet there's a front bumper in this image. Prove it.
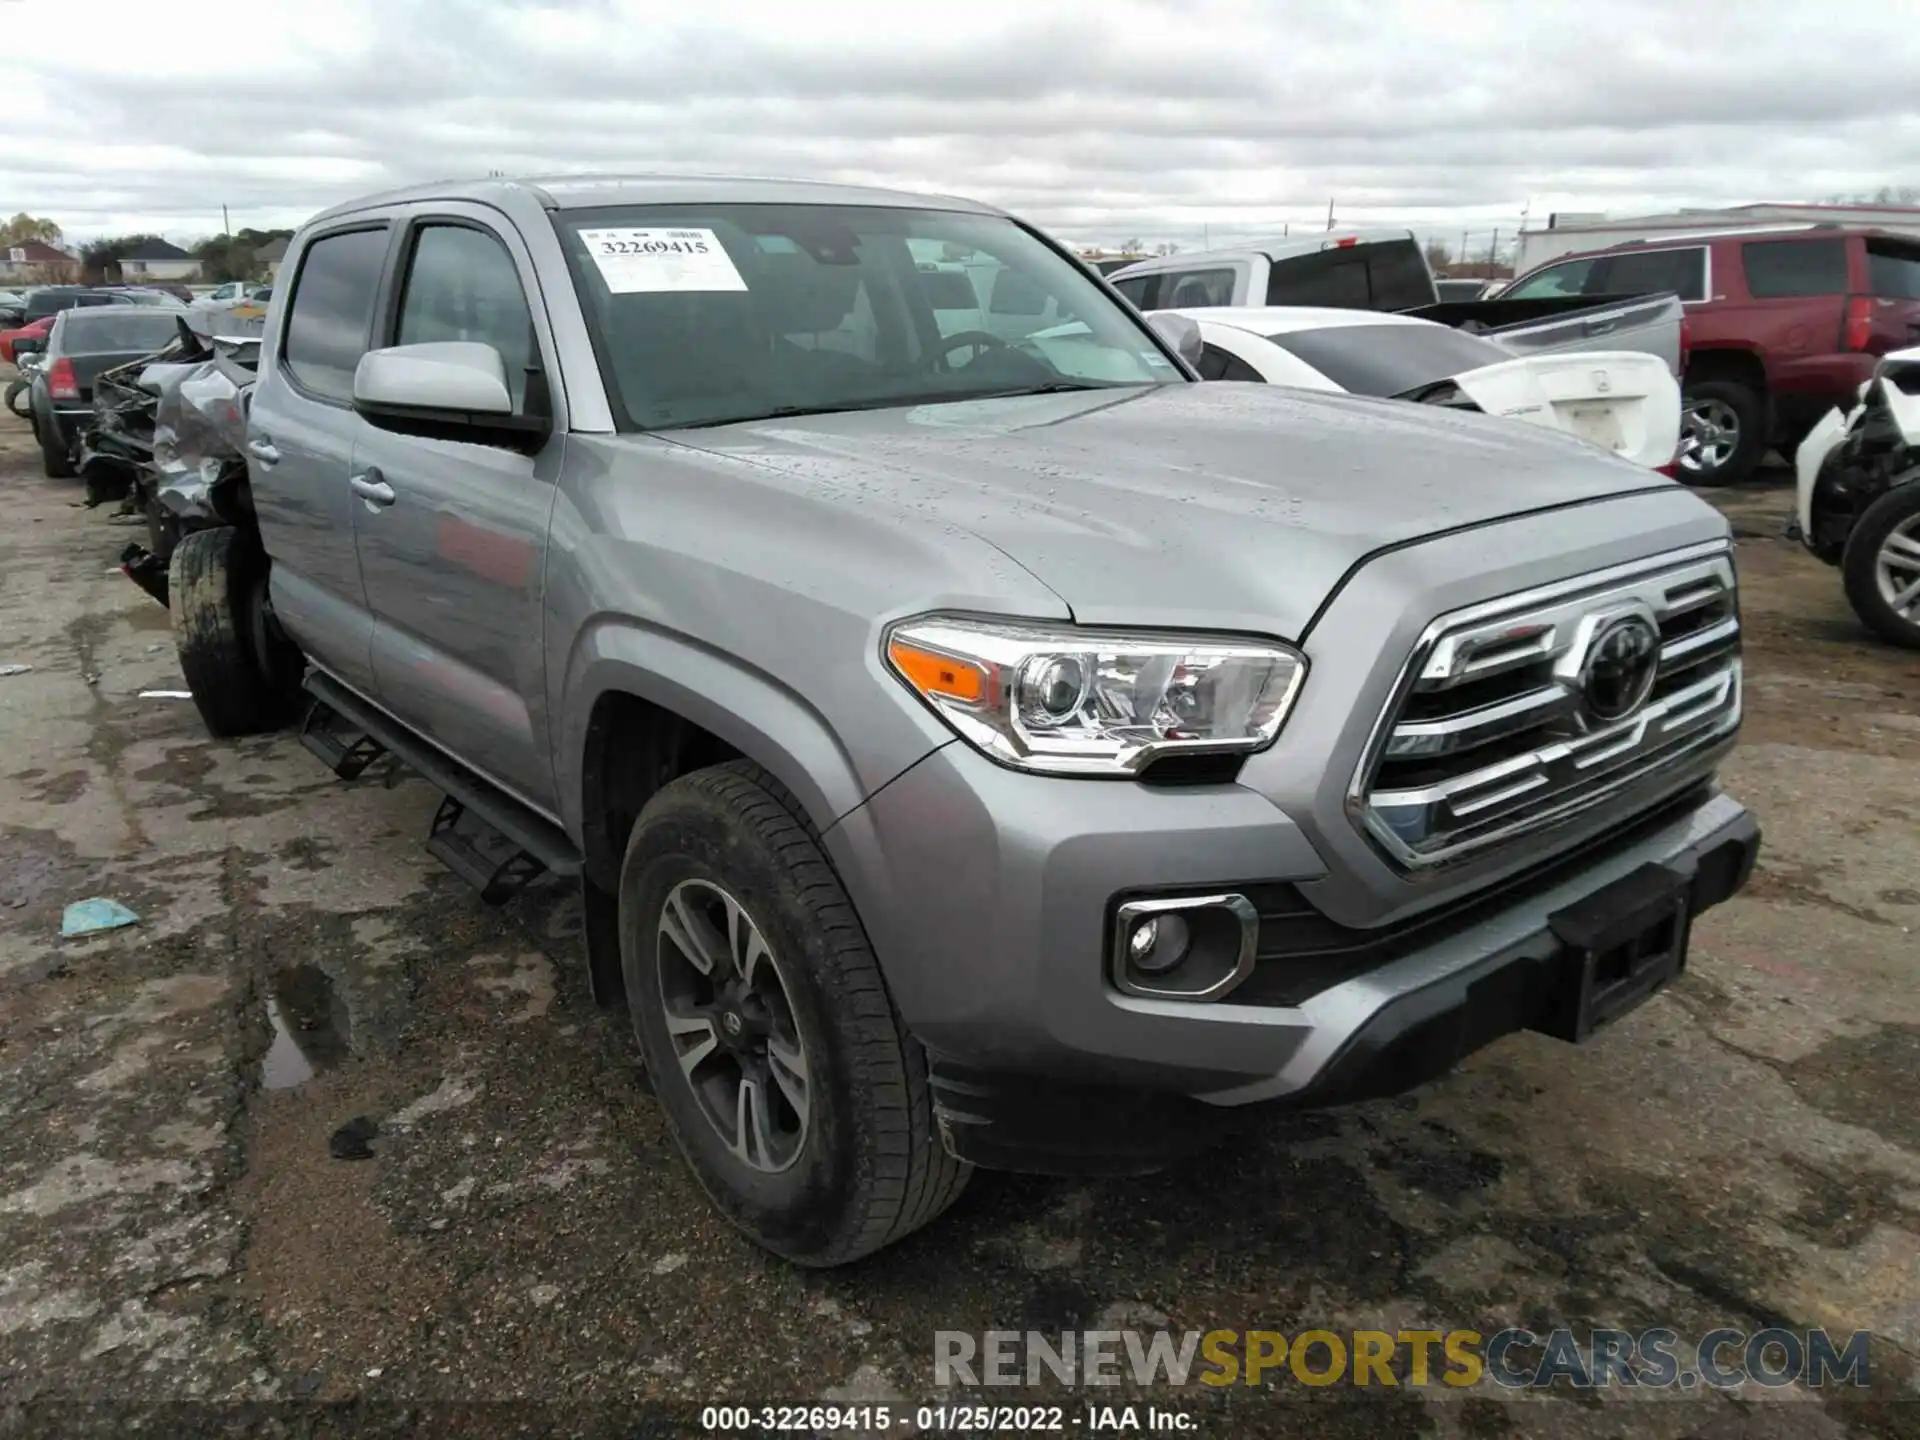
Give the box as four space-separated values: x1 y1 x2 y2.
826 741 1757 1176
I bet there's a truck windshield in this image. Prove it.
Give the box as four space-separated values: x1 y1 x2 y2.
553 203 1182 431
1266 323 1511 397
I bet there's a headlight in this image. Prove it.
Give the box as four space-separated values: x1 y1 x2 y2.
884 616 1306 776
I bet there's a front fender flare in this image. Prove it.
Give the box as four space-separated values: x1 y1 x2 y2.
556 617 896 851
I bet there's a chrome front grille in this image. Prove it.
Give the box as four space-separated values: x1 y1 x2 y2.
1352 542 1742 869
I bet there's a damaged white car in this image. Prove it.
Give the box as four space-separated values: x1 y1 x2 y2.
1156 306 1683 472
1793 344 1920 648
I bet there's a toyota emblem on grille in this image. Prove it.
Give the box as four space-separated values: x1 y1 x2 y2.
1580 614 1661 721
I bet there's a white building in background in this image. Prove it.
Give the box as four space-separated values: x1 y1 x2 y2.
1514 202 1920 273
115 238 201 282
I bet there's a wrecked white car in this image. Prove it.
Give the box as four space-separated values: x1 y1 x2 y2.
1155 306 1683 472
1793 345 1920 649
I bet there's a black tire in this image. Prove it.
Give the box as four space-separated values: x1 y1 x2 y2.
1676 378 1766 488
1841 481 1920 650
169 526 305 736
5 378 30 419
39 420 74 478
619 760 969 1265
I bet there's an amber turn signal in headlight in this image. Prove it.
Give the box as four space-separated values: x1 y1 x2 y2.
884 616 1305 776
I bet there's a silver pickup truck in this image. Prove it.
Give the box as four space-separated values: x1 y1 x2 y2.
165 175 1757 1264
1108 233 1688 374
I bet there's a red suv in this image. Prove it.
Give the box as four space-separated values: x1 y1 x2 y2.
1504 227 1920 486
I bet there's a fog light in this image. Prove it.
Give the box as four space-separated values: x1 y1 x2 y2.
1112 894 1259 1002
1127 913 1191 974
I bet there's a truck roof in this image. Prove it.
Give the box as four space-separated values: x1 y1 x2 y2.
1533 222 1911 266
1108 229 1419 278
306 173 1004 228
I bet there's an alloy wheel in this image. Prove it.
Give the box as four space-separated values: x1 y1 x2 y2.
1874 512 1920 623
1678 398 1740 475
656 879 810 1173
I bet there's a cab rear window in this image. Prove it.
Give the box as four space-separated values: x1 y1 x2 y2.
1264 240 1431 311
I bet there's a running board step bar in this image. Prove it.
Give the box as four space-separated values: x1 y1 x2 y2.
426 795 546 904
298 672 621 1003
299 701 388 780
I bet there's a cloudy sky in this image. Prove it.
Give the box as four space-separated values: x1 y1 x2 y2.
3 0 1917 255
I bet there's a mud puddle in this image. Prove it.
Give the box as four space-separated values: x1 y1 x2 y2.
261 963 351 1089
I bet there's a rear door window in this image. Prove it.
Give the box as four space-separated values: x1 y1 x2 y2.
1740 238 1848 298
1589 247 1707 301
282 226 391 403
1159 268 1236 308
1506 259 1598 300
1866 239 1920 299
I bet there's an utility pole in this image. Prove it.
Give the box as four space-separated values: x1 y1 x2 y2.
1283 221 1289 237
222 204 230 237
1460 229 1468 263
1325 197 1335 232
1486 227 1499 277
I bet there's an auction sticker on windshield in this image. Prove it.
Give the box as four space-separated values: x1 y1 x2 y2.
579 228 747 293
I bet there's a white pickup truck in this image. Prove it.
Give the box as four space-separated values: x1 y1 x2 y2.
1109 231 1687 376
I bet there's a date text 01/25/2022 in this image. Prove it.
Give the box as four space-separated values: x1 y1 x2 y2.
699 1404 1196 1431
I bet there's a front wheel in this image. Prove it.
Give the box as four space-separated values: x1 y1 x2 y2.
1841 480 1920 650
169 526 306 735
619 760 969 1265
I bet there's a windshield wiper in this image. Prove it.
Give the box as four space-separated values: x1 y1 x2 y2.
952 381 1126 400
668 384 1123 431
671 400 905 430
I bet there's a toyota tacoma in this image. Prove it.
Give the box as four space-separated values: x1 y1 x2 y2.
165 175 1758 1264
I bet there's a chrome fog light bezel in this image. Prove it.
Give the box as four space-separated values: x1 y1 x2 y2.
1110 894 1259 1002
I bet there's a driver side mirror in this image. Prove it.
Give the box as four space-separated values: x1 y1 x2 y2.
352 341 547 453
1147 312 1204 370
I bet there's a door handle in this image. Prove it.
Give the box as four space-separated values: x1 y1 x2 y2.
247 438 280 465
350 470 396 508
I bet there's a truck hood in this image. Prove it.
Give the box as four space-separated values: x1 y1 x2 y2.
661 382 1672 639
